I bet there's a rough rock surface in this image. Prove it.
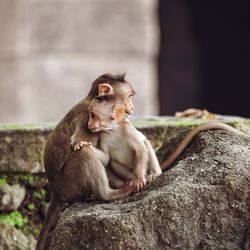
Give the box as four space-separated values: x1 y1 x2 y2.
0 184 26 211
0 221 36 250
47 130 250 249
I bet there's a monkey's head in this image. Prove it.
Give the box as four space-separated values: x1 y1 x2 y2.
88 95 126 133
88 73 135 115
98 83 135 115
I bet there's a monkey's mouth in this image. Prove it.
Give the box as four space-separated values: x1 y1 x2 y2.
90 127 113 133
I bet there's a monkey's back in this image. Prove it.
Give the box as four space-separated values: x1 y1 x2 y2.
44 98 91 182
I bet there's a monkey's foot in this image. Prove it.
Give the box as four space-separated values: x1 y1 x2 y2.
123 186 135 196
73 141 92 151
146 174 160 183
128 178 146 193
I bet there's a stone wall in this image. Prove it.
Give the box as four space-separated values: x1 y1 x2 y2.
0 0 159 123
1 116 250 174
0 116 250 249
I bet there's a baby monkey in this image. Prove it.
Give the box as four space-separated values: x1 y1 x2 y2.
75 85 162 192
74 84 248 193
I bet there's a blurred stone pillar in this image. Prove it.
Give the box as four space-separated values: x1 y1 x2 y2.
0 0 159 123
0 0 18 122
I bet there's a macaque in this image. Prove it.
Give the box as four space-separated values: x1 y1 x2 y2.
36 74 249 250
175 108 215 120
36 73 136 250
77 92 162 192
78 86 249 193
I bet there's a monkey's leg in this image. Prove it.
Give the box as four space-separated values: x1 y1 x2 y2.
61 147 133 202
109 160 134 181
129 149 149 192
73 141 110 166
144 139 162 182
106 168 125 189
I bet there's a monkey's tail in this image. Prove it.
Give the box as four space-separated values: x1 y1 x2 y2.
160 122 246 171
35 193 66 250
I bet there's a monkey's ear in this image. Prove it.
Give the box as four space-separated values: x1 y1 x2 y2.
111 105 126 122
98 83 114 96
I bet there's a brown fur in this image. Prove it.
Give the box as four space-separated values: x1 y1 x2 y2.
36 74 134 250
86 96 162 192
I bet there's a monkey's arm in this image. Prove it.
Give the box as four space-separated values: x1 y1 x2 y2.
122 125 149 191
73 140 110 167
127 146 148 192
91 147 110 166
70 123 86 147
143 139 162 182
109 160 134 181
105 168 126 189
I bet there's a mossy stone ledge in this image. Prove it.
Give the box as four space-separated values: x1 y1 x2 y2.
0 115 250 174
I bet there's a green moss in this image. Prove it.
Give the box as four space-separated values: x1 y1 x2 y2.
20 175 34 183
36 146 44 164
27 203 35 211
0 176 7 186
0 122 55 131
11 174 48 188
0 174 49 238
132 116 250 129
131 118 206 128
0 211 28 227
33 189 47 200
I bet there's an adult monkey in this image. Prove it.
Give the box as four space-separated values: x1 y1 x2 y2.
36 73 135 250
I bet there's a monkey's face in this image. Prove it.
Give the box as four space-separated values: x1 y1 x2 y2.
88 101 125 133
98 83 135 115
112 83 135 115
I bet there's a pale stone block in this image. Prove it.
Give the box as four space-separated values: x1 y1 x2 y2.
15 54 158 123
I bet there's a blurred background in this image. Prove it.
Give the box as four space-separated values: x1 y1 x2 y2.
0 0 249 123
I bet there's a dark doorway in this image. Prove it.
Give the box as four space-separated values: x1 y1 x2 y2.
158 0 250 117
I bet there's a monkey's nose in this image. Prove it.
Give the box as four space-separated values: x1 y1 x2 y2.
88 122 94 130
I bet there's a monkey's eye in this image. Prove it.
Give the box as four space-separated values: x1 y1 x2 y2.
90 112 96 119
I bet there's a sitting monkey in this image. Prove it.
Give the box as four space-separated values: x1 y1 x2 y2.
75 84 249 193
36 74 137 250
74 85 162 192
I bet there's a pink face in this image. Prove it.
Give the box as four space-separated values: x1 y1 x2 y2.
88 99 125 133
112 84 135 115
98 82 135 115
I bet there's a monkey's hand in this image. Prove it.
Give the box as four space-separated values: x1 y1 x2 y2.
73 141 93 151
146 173 160 183
128 178 146 193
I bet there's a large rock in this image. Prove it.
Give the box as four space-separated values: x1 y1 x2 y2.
0 184 26 211
0 221 36 250
46 129 250 249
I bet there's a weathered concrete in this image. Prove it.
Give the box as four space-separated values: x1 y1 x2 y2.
1 116 250 174
0 0 159 123
46 129 250 250
0 123 53 173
